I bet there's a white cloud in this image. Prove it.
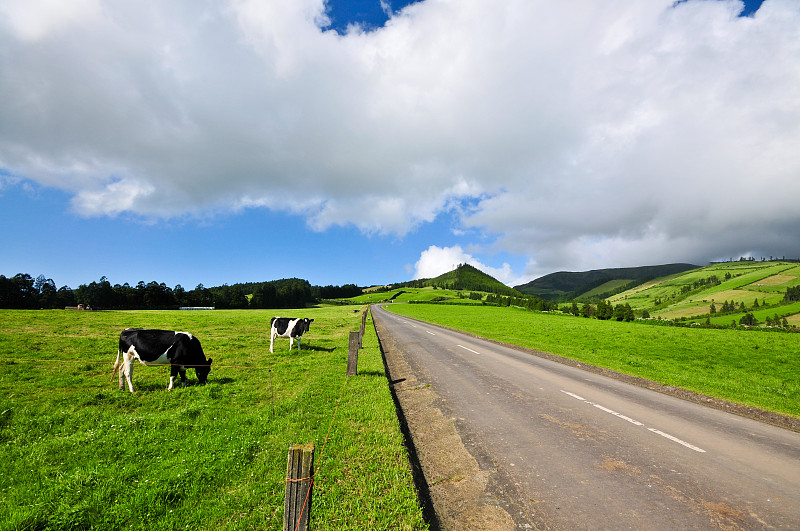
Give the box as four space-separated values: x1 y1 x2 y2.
1 0 799 275
413 245 515 285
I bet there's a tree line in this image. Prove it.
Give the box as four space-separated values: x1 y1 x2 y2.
562 300 636 321
0 273 362 310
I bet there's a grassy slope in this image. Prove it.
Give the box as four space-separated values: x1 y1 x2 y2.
0 308 426 531
385 304 800 418
348 287 485 305
411 264 520 296
575 279 633 301
609 261 800 322
515 263 699 300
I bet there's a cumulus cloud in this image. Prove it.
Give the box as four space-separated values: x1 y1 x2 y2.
413 245 515 285
1 0 799 278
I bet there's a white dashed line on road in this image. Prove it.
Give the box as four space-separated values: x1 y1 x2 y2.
457 344 480 354
561 389 706 453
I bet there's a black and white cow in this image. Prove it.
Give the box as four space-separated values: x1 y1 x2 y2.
112 328 212 393
270 317 314 353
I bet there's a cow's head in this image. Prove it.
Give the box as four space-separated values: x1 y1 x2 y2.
304 318 314 332
195 358 212 384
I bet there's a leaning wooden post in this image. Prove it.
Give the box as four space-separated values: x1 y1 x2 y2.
284 442 315 531
347 331 359 376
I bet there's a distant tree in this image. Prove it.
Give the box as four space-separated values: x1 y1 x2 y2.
784 286 800 302
753 298 760 308
739 313 758 326
709 302 716 314
75 276 115 309
250 282 276 309
613 303 634 322
595 300 613 320
174 284 187 306
33 275 58 308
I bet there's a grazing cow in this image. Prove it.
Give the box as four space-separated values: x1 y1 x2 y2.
270 317 314 353
112 329 213 393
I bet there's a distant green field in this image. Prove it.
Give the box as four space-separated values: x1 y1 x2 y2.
385 304 800 418
575 279 633 301
0 308 426 530
609 261 800 324
351 286 485 305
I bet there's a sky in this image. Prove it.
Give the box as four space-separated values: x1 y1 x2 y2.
2 0 797 291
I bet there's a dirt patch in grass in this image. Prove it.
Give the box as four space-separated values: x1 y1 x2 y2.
752 274 796 287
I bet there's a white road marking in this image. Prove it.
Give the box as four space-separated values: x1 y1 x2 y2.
648 428 706 453
560 389 705 453
592 404 644 426
426 330 436 335
562 391 585 401
457 344 480 354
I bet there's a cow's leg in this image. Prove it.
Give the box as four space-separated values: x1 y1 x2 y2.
122 352 136 393
168 365 188 390
168 365 182 390
297 337 302 351
270 331 275 353
289 336 294 351
111 350 122 384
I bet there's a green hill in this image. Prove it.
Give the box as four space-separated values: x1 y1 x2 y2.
398 263 521 297
514 263 700 301
608 260 800 325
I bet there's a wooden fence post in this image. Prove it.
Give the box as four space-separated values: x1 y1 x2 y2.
359 310 367 348
284 442 315 531
347 331 359 376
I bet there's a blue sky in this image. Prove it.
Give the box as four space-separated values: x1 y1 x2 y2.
2 0 797 291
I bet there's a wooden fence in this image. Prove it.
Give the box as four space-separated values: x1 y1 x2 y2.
284 307 370 530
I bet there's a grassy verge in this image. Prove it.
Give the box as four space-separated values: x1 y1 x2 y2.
0 308 426 530
385 304 800 418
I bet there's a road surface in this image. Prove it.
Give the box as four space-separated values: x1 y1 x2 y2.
372 304 800 530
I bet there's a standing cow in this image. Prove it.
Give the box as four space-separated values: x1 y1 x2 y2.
112 328 213 393
270 317 314 353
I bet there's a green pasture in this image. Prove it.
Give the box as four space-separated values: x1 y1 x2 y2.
349 287 483 305
699 301 800 327
0 308 426 531
385 304 800 418
575 279 633 301
611 261 800 320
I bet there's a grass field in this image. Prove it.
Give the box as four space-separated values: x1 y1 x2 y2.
348 287 483 305
385 304 800 418
606 261 800 324
0 308 426 530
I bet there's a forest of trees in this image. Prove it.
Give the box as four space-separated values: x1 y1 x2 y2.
0 273 362 310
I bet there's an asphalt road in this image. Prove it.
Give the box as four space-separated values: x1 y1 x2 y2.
373 304 800 530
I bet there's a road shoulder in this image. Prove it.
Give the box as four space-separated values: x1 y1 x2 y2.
375 309 533 531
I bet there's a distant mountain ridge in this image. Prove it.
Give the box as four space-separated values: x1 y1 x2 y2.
514 263 700 301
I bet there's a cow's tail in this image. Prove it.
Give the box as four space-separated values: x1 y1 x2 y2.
110 350 122 381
